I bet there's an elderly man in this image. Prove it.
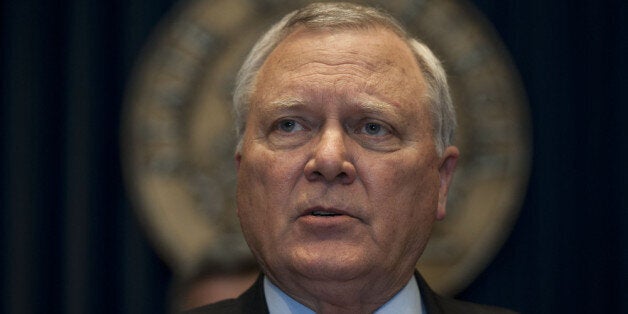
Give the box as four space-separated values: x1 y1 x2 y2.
187 2 516 314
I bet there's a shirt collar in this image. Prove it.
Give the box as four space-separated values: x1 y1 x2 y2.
264 275 425 314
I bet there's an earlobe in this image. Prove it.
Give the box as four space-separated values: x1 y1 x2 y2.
235 152 242 171
436 146 459 220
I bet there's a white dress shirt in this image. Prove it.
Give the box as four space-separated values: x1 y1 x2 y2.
264 276 425 314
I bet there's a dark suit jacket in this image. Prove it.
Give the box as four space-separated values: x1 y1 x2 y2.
184 272 518 314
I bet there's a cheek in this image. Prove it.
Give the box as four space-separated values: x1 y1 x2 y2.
367 155 439 199
367 157 440 228
236 147 306 260
236 148 303 221
236 152 277 254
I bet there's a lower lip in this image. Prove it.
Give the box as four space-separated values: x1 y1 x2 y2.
297 214 357 229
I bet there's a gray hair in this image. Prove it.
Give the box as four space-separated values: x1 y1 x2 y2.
233 2 455 155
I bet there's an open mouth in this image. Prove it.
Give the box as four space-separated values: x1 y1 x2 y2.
310 210 342 217
298 207 362 225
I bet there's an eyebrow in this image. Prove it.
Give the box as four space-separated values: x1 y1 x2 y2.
269 96 397 111
264 95 409 128
352 98 396 113
346 96 410 124
268 98 306 110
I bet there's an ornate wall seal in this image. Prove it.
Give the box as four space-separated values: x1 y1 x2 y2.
122 0 531 295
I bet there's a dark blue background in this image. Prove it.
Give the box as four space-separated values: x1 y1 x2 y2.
2 0 626 313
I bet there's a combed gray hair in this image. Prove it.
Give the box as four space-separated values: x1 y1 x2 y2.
233 2 455 155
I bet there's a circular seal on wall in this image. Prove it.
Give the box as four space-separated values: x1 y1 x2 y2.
122 0 531 296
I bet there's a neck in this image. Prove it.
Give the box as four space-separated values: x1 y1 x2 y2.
265 270 414 314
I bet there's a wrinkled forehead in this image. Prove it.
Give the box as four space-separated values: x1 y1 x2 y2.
270 26 418 70
253 26 428 107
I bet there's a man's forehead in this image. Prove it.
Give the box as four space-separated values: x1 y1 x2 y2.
276 27 409 60
249 27 428 118
259 27 421 80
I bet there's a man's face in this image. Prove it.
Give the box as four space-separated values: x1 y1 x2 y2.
235 27 458 291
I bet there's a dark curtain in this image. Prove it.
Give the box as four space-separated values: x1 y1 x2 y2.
1 0 626 313
1 1 174 313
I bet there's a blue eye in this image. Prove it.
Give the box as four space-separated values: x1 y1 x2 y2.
364 123 381 135
361 122 389 136
277 119 304 132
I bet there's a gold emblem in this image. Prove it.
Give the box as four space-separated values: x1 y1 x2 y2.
122 0 530 295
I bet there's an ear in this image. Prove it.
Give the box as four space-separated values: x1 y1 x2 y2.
436 146 459 220
235 151 242 171
234 152 242 216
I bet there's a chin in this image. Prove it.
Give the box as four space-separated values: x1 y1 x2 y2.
287 247 374 282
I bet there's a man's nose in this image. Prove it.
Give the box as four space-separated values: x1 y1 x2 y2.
304 125 357 184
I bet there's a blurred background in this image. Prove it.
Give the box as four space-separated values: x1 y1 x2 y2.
1 0 627 313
